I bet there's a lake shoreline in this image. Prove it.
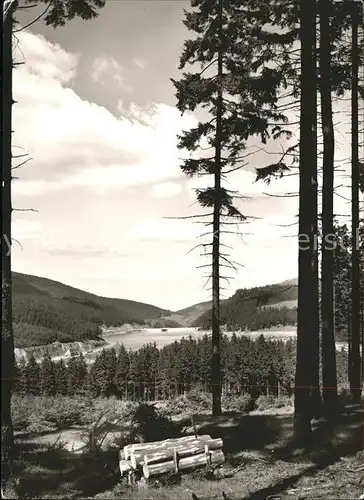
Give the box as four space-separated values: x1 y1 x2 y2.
15 325 351 365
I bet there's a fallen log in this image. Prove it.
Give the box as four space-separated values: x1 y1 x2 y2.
143 449 225 479
124 434 212 460
130 438 223 469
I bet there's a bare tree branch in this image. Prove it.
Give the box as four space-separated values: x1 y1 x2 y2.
12 208 39 213
12 157 32 170
163 213 213 220
13 3 51 33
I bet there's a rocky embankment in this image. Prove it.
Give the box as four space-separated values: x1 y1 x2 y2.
102 323 145 336
14 324 145 364
14 339 107 364
13 323 144 365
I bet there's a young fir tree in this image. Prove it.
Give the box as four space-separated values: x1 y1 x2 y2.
105 348 117 397
136 343 159 399
77 353 89 393
223 333 242 392
89 349 116 397
198 335 212 392
172 0 291 415
155 355 170 401
114 345 130 399
40 351 56 396
87 362 99 397
23 355 41 396
67 354 79 396
54 359 68 395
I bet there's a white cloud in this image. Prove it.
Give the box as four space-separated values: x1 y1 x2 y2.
12 219 41 240
127 216 201 242
13 180 60 197
152 182 182 198
132 57 146 69
12 33 197 196
14 31 77 84
91 56 132 91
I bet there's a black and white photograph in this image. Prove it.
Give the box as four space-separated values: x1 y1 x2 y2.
1 0 364 498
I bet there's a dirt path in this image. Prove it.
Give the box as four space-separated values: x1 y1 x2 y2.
17 427 122 454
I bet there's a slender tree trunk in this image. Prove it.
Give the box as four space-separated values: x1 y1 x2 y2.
350 1 361 404
361 247 364 384
361 280 364 384
1 3 17 497
320 0 338 413
294 0 318 444
211 0 223 417
311 11 321 419
348 319 352 391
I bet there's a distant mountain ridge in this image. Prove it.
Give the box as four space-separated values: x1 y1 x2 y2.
163 278 298 327
165 301 213 327
12 272 298 348
191 280 298 330
12 272 174 348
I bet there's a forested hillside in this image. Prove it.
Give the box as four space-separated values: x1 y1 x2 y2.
13 272 173 348
13 273 301 348
166 301 213 326
194 282 298 330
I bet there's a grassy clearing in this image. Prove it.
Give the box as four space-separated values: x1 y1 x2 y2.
14 442 121 499
12 392 294 435
12 395 137 434
12 394 363 499
94 451 364 499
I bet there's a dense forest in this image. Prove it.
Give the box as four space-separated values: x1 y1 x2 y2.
13 334 349 400
194 283 298 330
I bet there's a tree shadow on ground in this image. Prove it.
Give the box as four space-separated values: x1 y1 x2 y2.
192 403 362 460
192 411 293 456
241 403 364 500
243 458 338 499
271 403 363 461
14 442 121 498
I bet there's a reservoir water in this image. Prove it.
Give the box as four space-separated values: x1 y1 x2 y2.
15 327 350 365
102 326 297 351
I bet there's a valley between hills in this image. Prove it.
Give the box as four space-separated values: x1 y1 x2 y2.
13 272 301 363
13 273 298 343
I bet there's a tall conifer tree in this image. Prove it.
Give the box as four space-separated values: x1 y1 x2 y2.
173 0 291 415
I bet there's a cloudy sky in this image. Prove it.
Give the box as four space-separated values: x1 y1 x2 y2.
11 1 355 311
